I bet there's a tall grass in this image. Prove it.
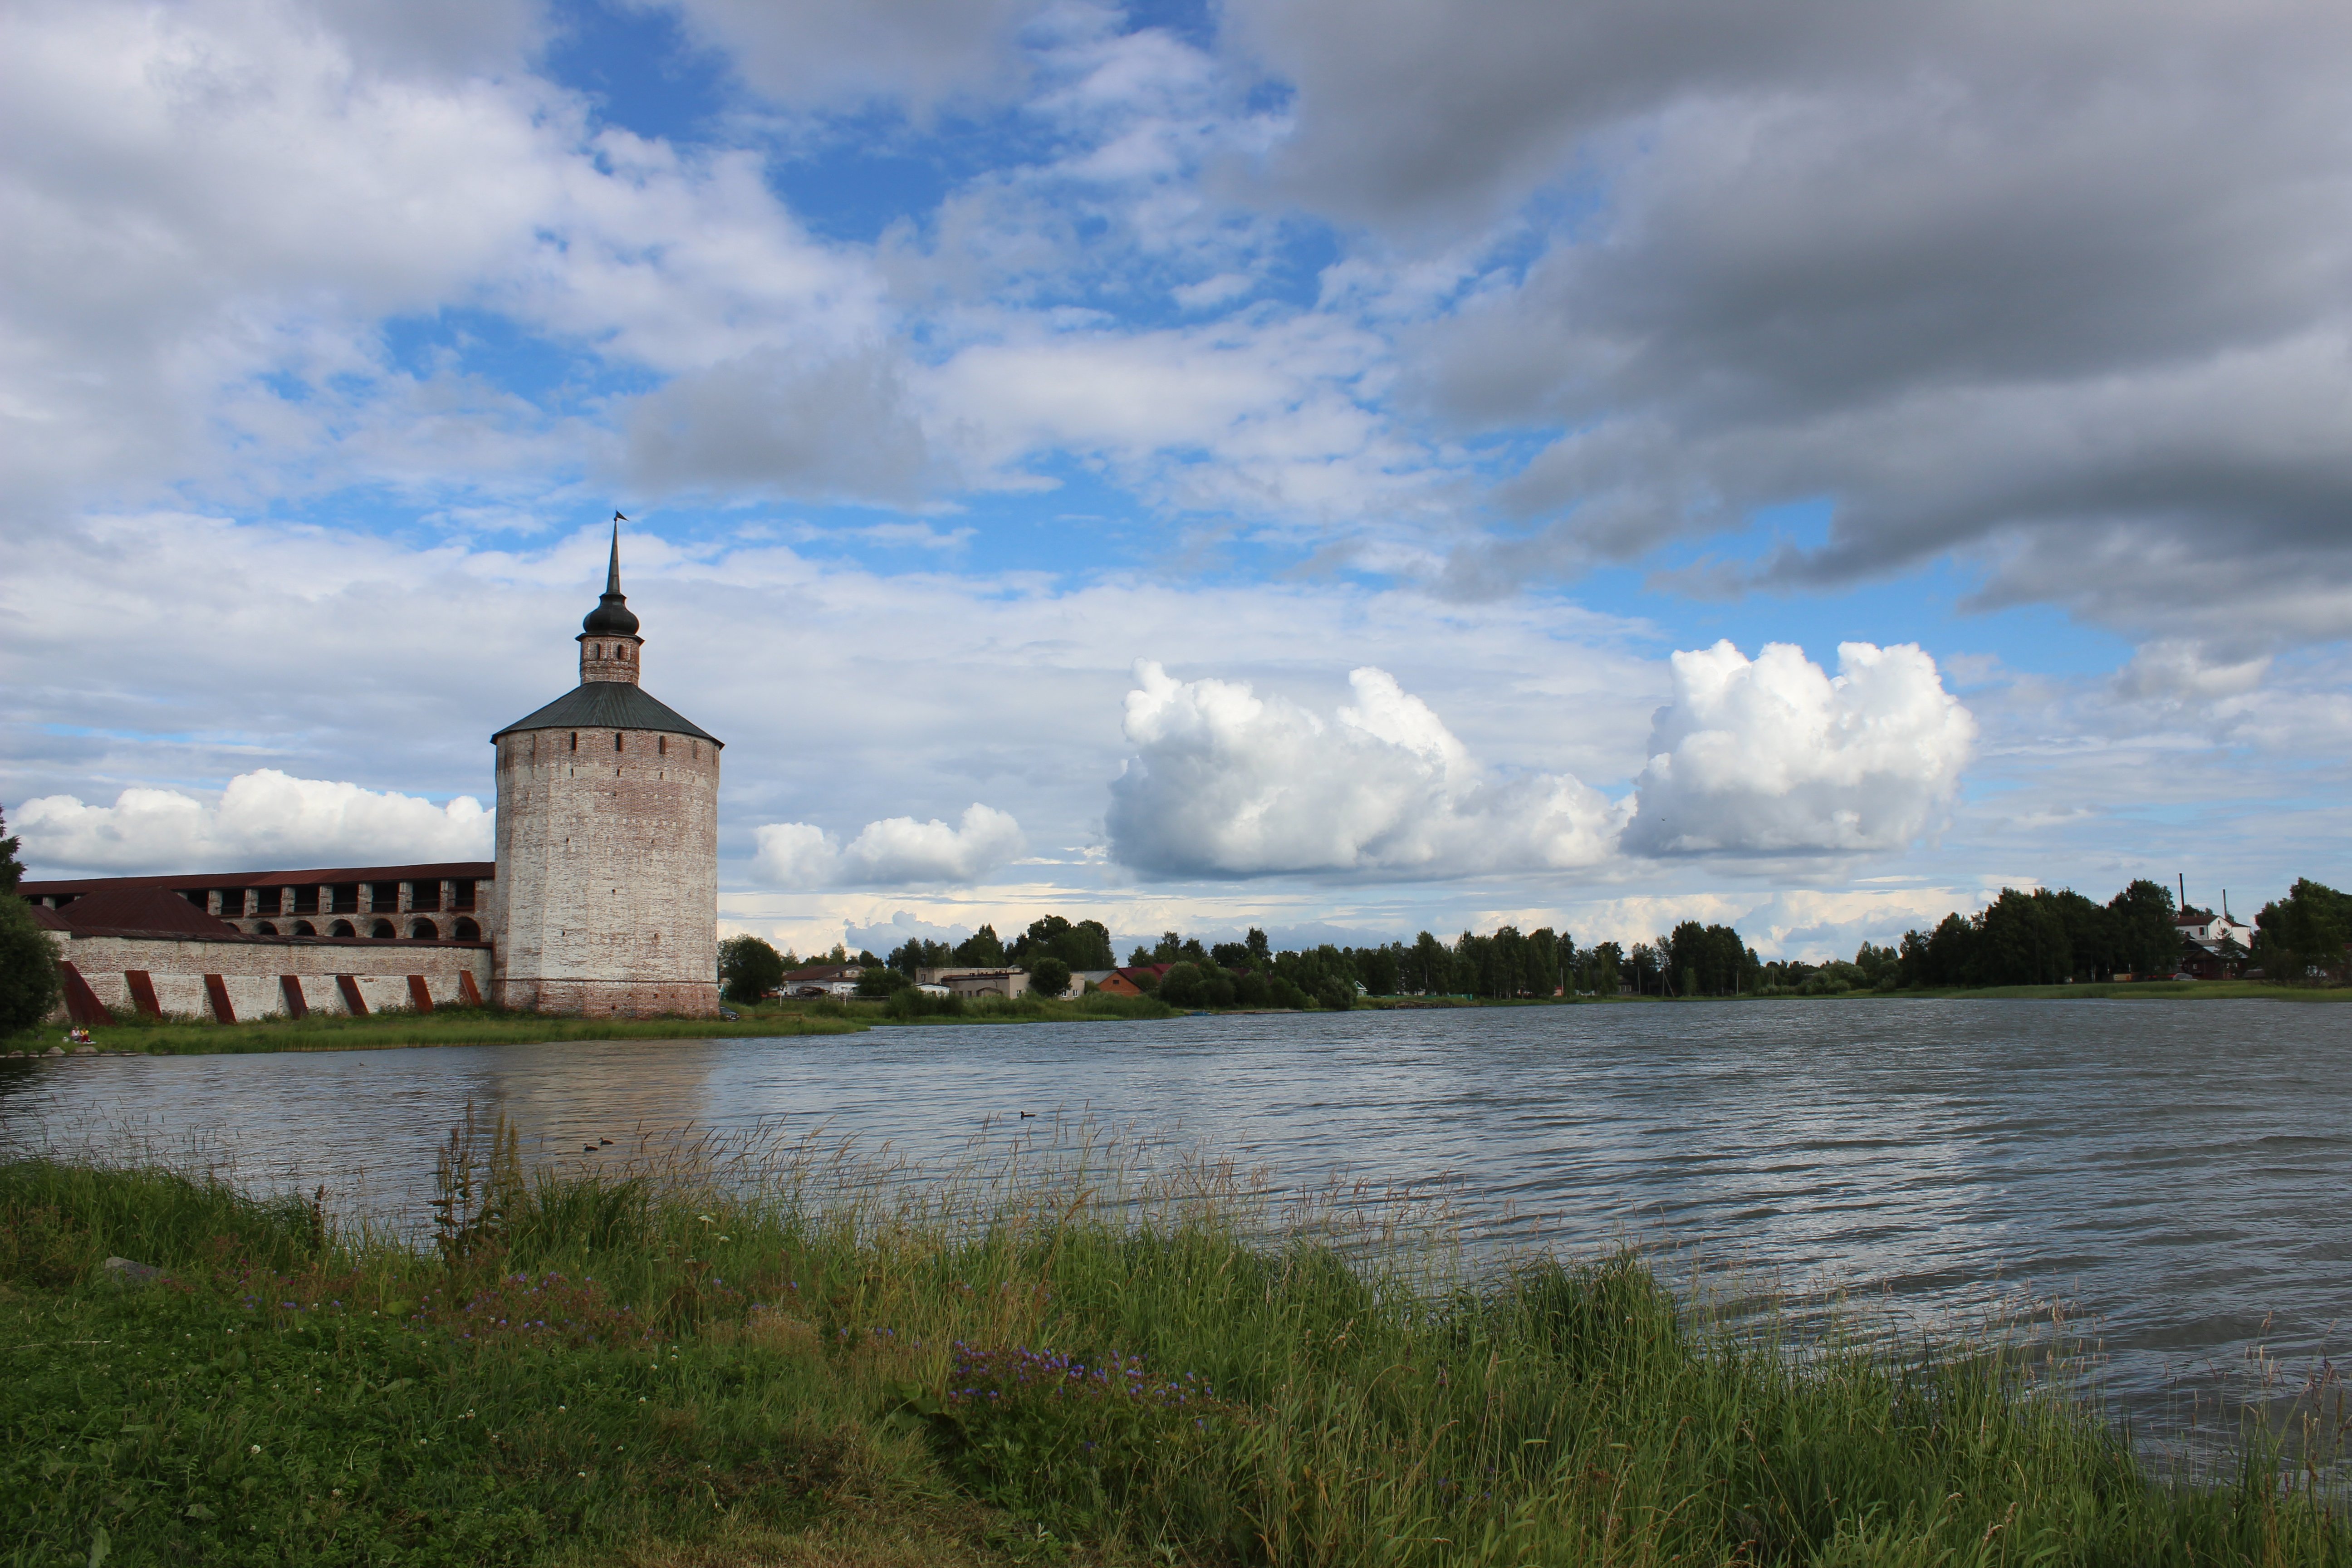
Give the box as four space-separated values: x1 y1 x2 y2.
1 1119 2344 1567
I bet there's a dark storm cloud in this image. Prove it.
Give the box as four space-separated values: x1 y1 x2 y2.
1230 0 2352 646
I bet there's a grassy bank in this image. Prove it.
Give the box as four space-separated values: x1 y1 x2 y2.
745 993 1181 1027
3 992 1181 1056
2 1131 2344 1567
1348 981 2352 1008
5 1007 868 1057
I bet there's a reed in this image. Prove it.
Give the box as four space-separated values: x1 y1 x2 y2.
2 1119 2344 1567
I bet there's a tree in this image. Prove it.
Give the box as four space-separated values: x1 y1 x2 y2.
0 808 61 1037
2107 879 2177 976
953 924 1007 966
716 935 787 1003
1411 931 1452 995
2254 879 2352 983
888 937 954 976
1589 941 1624 995
1976 888 2069 986
0 805 25 893
854 966 911 997
1009 916 1113 971
1028 956 1072 998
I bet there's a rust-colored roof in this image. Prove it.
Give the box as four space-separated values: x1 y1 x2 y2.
27 904 69 930
20 862 494 897
54 885 243 937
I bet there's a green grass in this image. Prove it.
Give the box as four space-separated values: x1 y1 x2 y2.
3 994 1182 1056
2 1127 2344 1568
6 1006 868 1057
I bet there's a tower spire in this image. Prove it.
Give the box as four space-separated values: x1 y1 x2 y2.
606 513 623 597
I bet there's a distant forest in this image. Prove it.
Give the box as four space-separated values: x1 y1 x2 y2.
718 878 2352 1005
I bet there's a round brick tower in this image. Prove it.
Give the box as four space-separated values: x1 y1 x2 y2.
490 523 724 1016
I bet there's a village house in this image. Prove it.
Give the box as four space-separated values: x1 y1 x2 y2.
916 966 1031 1000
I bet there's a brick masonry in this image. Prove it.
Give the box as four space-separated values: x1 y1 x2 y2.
492 724 720 1017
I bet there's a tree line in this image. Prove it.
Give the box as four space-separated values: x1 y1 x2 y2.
715 873 2352 1006
1888 877 2351 990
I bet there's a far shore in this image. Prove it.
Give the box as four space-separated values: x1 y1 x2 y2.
8 977 2345 1058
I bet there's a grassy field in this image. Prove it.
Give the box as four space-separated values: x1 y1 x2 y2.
1 1125 2344 1567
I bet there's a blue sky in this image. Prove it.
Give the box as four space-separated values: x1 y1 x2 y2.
6 0 2351 960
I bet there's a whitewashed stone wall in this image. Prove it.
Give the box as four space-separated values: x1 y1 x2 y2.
44 930 492 1021
492 724 720 1017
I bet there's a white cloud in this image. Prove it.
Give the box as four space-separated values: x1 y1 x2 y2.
1623 642 1975 857
750 804 1026 888
15 769 491 875
1105 662 1623 877
1111 642 1974 877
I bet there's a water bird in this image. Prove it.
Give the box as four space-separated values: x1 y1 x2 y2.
1019 1111 1035 1119
583 1144 596 1153
599 1137 612 1145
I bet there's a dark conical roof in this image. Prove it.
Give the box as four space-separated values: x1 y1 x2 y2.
582 520 641 636
493 681 722 745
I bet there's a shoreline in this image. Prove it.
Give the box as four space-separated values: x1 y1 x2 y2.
9 980 2342 1058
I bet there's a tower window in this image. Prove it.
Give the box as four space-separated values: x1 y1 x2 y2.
570 732 578 751
615 732 624 751
658 736 666 755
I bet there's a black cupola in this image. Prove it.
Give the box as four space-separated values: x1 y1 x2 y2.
581 520 640 636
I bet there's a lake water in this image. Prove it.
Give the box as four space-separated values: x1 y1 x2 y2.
4 1000 2347 1450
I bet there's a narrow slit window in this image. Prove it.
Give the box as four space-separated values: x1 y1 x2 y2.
615 732 624 751
569 732 578 751
658 736 666 756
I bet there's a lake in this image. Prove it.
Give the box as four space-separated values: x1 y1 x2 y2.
4 998 2346 1448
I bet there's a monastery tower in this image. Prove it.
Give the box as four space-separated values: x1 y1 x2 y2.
490 525 724 1016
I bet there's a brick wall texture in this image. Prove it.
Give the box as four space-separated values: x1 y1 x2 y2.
492 723 720 1017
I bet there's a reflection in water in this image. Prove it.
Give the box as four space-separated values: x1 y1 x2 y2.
2 998 2347 1443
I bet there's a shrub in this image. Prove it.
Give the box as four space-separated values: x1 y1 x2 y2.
886 987 965 1019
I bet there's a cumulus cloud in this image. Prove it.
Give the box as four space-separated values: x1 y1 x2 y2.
1105 662 1622 877
1110 644 1973 877
750 804 1026 888
1623 642 1975 857
15 769 492 875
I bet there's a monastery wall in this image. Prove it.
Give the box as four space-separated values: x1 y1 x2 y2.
43 930 492 1023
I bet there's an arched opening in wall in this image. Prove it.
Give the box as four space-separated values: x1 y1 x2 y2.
370 919 396 939
329 920 355 937
254 921 278 935
411 919 439 941
454 917 480 941
293 921 316 936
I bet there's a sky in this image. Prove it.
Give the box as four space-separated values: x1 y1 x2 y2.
5 0 2350 962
